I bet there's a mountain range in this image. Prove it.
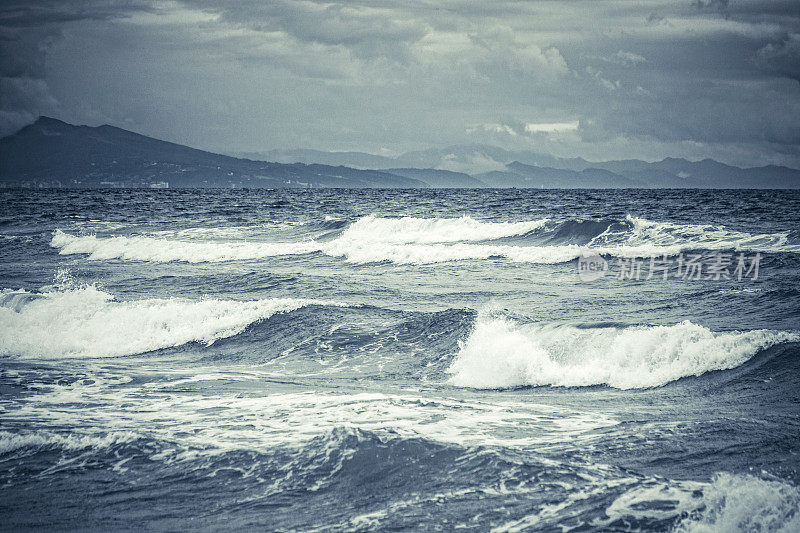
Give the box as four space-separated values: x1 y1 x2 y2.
2 117 799 189
0 117 424 189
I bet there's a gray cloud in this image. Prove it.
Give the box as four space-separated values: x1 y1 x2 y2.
756 33 800 80
0 24 58 135
1 0 799 167
693 0 729 13
0 0 156 135
0 0 155 27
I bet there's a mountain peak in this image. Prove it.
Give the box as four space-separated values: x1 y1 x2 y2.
32 116 71 128
0 117 427 188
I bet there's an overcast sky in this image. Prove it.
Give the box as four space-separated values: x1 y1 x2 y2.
1 0 799 167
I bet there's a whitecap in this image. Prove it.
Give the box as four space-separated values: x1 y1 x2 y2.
447 312 799 389
606 473 800 532
0 285 345 359
50 214 800 265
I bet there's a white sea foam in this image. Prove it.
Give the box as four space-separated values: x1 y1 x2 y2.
3 385 618 454
50 215 550 263
50 230 586 265
0 286 338 358
48 230 749 266
50 214 799 265
323 241 588 265
673 473 800 532
622 215 799 253
605 479 706 523
336 215 549 244
50 229 322 262
0 430 139 454
606 473 800 532
447 313 800 389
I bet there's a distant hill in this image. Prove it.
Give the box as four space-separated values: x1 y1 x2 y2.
477 159 800 189
242 143 800 188
477 162 636 188
235 149 400 170
597 157 800 188
3 118 799 188
233 145 596 173
0 117 426 188
385 168 487 188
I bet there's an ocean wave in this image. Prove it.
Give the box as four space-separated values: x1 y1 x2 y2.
447 313 800 389
324 241 589 265
49 230 586 265
538 218 626 245
0 430 140 455
673 473 800 532
619 215 797 253
0 286 345 358
337 215 550 244
49 215 551 263
50 214 800 265
47 231 794 266
606 473 800 532
50 229 322 262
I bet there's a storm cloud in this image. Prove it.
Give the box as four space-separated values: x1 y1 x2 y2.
1 0 799 167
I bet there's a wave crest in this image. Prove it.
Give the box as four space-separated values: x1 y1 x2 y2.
447 313 799 389
607 473 800 532
621 215 795 253
0 286 343 358
673 473 800 532
50 214 800 265
338 215 549 244
0 430 140 455
50 229 321 263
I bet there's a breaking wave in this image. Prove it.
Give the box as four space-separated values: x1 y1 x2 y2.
672 473 800 532
0 286 345 359
50 215 799 265
0 430 140 455
447 313 800 389
50 229 322 262
336 214 549 243
606 473 800 532
617 215 796 252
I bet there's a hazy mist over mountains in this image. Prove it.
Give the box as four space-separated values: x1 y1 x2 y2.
2 117 799 189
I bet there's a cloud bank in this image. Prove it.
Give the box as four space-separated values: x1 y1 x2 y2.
1 0 799 167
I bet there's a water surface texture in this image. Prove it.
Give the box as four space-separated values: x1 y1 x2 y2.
1 189 799 531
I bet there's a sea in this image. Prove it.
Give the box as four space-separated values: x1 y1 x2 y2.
1 188 799 531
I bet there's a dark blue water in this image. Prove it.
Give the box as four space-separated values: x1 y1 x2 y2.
1 189 799 531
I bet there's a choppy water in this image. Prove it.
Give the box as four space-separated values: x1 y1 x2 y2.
1 188 799 531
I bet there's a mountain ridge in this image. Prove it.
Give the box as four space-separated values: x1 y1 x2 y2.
0 117 426 188
2 117 799 188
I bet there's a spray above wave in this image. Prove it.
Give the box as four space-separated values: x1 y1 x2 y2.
50 214 799 265
0 285 344 359
447 313 800 389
